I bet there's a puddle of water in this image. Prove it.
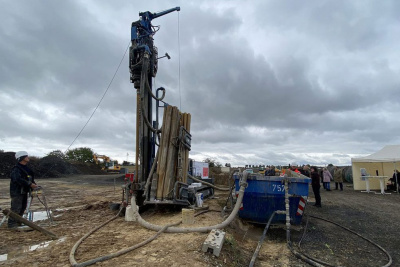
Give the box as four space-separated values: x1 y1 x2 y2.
0 237 66 262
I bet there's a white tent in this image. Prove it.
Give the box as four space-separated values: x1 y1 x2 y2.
351 145 400 191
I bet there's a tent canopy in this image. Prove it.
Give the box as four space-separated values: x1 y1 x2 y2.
351 145 400 163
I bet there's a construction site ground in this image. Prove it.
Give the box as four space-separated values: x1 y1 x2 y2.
0 175 399 267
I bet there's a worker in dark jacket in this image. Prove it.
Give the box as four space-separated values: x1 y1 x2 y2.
8 151 38 228
310 166 321 207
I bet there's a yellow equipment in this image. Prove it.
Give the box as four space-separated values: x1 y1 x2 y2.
93 154 121 172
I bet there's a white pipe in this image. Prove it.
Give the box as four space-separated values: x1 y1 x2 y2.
131 171 249 233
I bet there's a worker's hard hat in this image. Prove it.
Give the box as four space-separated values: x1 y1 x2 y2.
15 151 28 162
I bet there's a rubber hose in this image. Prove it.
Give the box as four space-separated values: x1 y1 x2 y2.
291 213 392 267
145 77 165 101
309 215 392 267
288 246 326 267
71 221 181 267
249 211 278 267
69 208 219 267
143 148 160 197
131 172 249 233
188 174 231 191
139 57 161 134
69 208 123 266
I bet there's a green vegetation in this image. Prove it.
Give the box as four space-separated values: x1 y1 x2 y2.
65 147 94 163
204 158 222 167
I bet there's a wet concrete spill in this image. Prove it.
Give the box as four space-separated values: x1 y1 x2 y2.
0 237 65 262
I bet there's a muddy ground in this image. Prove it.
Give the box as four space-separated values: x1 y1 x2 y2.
0 175 399 267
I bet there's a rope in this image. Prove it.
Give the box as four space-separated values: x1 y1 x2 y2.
40 41 131 178
178 11 181 110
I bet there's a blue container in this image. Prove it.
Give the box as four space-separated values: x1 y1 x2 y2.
234 174 311 225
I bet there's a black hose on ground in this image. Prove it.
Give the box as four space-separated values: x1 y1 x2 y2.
249 211 278 267
69 207 220 267
71 220 180 267
290 213 393 267
310 215 392 267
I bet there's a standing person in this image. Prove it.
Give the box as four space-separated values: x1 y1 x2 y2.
310 166 321 207
268 165 276 176
388 170 400 192
8 151 38 228
322 167 333 191
333 166 343 191
300 165 310 177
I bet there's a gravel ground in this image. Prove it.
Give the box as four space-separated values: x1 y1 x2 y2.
0 176 399 266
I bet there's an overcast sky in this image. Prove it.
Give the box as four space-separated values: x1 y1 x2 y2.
1 0 399 167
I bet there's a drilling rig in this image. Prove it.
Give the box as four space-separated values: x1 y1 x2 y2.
124 7 210 207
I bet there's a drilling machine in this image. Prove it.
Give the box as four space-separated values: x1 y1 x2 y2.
125 7 184 207
124 6 214 208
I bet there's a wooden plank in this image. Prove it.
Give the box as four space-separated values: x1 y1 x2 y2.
163 106 180 198
183 113 191 183
156 105 172 199
180 113 188 183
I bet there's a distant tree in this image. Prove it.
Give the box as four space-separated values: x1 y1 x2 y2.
225 163 231 167
204 158 222 168
66 147 94 163
47 150 65 159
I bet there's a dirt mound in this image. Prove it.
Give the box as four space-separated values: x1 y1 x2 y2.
0 151 105 179
29 155 81 178
0 152 17 178
71 161 106 175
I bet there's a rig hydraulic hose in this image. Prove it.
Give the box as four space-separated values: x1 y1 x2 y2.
139 56 162 134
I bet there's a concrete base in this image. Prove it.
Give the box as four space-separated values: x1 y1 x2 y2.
125 206 134 221
202 229 225 257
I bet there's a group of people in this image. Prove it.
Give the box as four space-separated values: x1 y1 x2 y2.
264 165 276 176
268 163 343 208
310 166 344 208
